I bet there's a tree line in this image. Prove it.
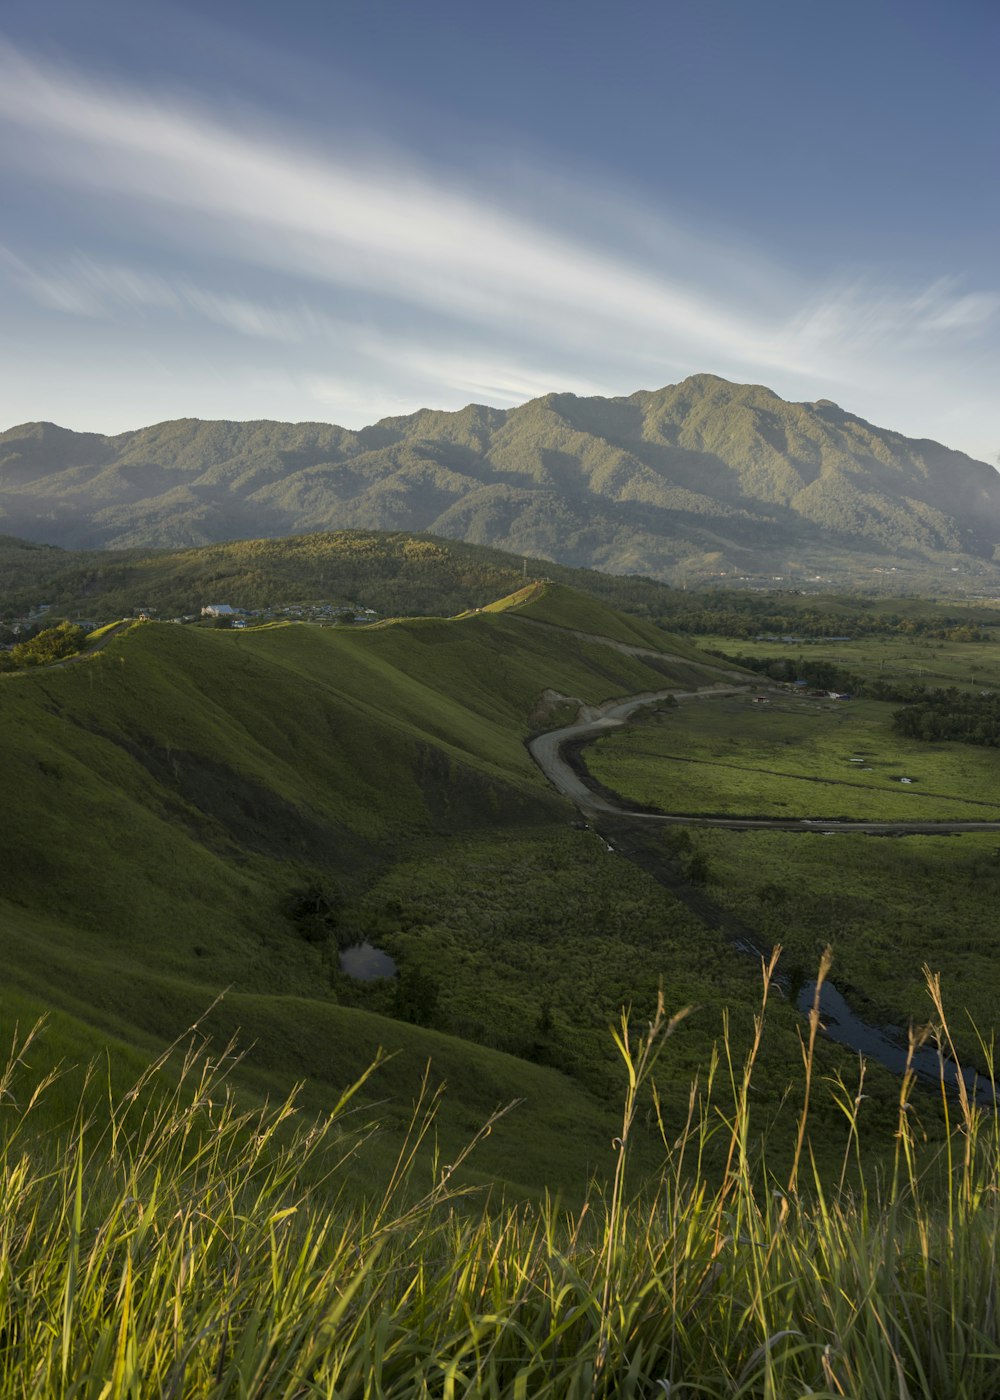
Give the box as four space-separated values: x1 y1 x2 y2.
892 688 1000 746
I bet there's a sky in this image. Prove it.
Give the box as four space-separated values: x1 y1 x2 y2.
0 0 996 461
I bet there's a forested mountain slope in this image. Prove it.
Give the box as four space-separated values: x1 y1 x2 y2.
0 529 684 625
4 374 998 585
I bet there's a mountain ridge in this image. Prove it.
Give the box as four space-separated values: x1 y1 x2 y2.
3 373 998 586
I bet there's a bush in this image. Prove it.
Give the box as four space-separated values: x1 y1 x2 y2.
2 622 87 669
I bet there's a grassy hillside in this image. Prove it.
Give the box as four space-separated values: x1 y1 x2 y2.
1 589 798 1194
4 373 1000 587
2 968 996 1398
6 585 997 1391
506 580 710 657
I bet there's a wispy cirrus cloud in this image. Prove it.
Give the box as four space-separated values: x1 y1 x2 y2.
0 37 996 454
0 41 786 368
788 277 1000 357
1 247 347 342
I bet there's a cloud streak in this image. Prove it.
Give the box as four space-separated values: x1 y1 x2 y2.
0 38 996 455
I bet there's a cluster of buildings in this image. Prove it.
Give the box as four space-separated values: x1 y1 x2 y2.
199 602 378 626
2 599 381 646
1 602 100 648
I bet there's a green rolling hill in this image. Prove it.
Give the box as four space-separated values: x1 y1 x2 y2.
1 587 772 1194
0 528 684 631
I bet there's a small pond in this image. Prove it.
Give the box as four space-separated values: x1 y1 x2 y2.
339 942 397 981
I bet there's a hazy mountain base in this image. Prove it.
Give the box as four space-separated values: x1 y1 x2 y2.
4 372 999 588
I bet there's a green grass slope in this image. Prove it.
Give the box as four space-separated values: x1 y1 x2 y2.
504 580 711 659
0 591 752 1193
6 984 1000 1399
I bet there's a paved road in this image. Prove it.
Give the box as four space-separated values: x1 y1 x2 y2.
528 685 1000 835
530 679 1000 1098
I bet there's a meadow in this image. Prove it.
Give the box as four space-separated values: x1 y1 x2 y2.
587 691 1000 820
5 582 1000 1393
587 629 1000 1067
1 590 794 1198
696 630 1000 693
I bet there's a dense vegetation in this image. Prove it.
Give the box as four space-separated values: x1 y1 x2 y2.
6 571 1000 1391
2 590 786 1194
4 372 999 586
893 687 1000 745
0 530 685 633
709 649 934 703
666 595 999 640
585 628 1000 1065
0 619 87 669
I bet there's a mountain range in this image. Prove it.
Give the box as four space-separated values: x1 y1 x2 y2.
3 373 999 588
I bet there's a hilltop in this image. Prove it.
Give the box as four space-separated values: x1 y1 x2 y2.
3 374 999 589
0 528 684 629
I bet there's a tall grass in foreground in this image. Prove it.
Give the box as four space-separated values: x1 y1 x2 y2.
2 958 1000 1398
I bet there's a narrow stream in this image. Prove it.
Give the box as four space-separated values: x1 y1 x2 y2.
797 980 996 1107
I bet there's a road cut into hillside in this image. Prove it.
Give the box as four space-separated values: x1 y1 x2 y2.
528 685 1000 835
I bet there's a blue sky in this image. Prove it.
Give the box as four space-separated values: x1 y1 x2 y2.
0 0 996 461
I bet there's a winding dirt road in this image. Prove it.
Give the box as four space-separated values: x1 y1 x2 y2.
528 685 1000 835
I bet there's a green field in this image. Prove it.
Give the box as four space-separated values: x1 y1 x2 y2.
588 691 1000 820
584 631 1000 1062
3 593 989 1178
7 580 1000 1393
699 631 1000 692
690 826 1000 1054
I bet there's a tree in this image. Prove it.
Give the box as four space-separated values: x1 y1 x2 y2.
7 622 87 669
393 966 440 1027
286 883 343 945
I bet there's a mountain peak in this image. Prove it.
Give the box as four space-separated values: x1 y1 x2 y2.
2 378 995 588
